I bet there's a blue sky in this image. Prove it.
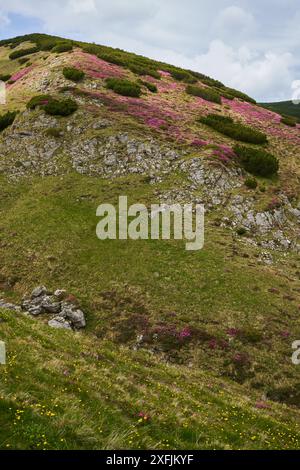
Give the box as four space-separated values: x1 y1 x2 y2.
0 0 299 102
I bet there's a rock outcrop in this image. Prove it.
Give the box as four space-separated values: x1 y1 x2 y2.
0 286 86 331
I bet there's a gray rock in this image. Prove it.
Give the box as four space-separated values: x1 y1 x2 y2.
40 296 61 313
0 300 21 311
31 286 47 299
61 307 86 329
28 306 43 316
48 317 72 330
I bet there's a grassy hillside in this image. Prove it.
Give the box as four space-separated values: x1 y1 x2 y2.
0 34 300 450
2 306 300 450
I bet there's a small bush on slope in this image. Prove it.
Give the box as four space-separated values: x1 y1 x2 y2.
44 98 78 116
39 39 58 51
234 145 279 177
27 95 78 116
170 69 197 83
106 78 142 97
128 63 161 79
52 42 73 53
9 46 39 60
63 67 85 82
186 85 221 104
244 177 258 189
27 95 52 109
0 74 11 82
45 128 62 138
18 57 30 65
199 114 268 144
139 80 158 93
281 116 297 127
0 111 17 132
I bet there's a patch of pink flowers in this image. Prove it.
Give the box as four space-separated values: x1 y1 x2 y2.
178 327 192 339
222 97 300 145
280 330 290 338
9 65 34 86
73 51 125 80
159 70 172 78
211 144 236 164
255 401 270 410
191 139 209 147
227 328 241 338
147 118 167 128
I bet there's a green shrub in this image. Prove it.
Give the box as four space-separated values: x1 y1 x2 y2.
63 67 85 82
186 85 221 104
18 57 30 65
219 90 234 100
199 114 268 144
27 95 78 116
0 111 17 132
44 98 78 116
234 145 279 177
9 46 39 60
0 74 11 82
170 69 197 83
281 116 297 127
198 76 224 88
98 53 127 67
27 95 52 110
221 86 256 104
39 40 58 51
52 43 73 53
140 80 157 93
128 63 160 79
45 128 62 138
183 75 198 84
244 177 258 189
106 78 142 97
236 227 247 236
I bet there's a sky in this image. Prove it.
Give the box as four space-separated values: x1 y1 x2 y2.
0 0 299 102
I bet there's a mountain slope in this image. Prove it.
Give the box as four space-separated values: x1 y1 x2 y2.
0 34 300 450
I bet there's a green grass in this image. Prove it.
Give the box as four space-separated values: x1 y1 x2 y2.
1 307 300 450
0 173 299 451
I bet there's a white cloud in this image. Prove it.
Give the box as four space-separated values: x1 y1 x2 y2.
0 10 10 29
0 0 298 100
68 0 96 14
144 40 294 102
213 6 256 39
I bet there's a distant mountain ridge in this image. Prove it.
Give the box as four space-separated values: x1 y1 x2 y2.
260 100 300 120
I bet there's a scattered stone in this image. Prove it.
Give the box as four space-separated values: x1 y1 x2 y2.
2 286 86 331
0 299 21 312
48 317 72 330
